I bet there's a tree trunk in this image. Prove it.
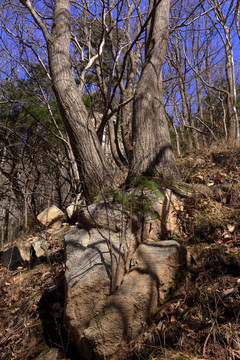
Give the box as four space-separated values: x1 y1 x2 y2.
48 0 115 202
64 133 81 195
120 53 140 157
129 0 180 180
225 28 239 143
208 0 239 143
108 118 127 172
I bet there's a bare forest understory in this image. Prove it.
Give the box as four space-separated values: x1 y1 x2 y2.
1 144 240 360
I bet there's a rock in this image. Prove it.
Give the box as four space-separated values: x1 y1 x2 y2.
154 189 182 235
64 227 90 265
83 240 186 359
66 193 84 222
31 233 49 259
48 224 69 240
193 158 205 167
79 201 140 233
37 205 65 228
37 348 65 360
1 246 25 269
64 227 137 356
141 189 182 240
79 189 181 239
64 192 185 359
66 204 78 222
18 243 31 262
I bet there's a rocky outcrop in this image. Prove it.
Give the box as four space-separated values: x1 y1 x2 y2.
31 233 49 259
64 227 138 355
84 240 185 359
64 189 186 359
79 201 140 233
143 188 182 241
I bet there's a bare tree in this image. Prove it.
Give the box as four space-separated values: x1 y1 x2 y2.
203 0 239 142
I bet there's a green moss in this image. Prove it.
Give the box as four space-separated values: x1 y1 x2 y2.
11 282 20 289
175 355 193 360
23 269 32 279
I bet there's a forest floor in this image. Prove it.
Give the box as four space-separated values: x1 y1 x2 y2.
0 144 240 360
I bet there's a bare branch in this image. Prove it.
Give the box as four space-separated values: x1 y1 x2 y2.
19 0 50 42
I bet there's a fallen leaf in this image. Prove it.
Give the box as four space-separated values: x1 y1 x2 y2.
222 288 234 297
207 181 215 186
227 224 235 233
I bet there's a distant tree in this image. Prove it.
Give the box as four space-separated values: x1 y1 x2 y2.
206 0 239 143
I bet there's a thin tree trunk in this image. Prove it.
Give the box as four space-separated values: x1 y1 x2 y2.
120 53 140 157
108 118 128 172
65 133 81 195
180 76 199 149
208 0 239 143
225 27 239 143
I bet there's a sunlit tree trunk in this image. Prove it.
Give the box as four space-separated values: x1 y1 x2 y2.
130 0 180 180
46 0 115 201
207 0 239 143
225 27 239 143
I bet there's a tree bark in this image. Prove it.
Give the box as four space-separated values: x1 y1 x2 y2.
129 0 180 180
47 0 115 202
225 27 239 143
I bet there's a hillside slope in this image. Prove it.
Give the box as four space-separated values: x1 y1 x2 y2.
1 145 240 360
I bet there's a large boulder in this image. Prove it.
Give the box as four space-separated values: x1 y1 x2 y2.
37 205 65 228
79 201 140 233
79 189 181 239
1 246 25 269
83 240 186 359
64 190 185 359
64 227 138 356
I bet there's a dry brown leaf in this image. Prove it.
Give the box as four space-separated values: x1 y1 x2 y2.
227 224 235 233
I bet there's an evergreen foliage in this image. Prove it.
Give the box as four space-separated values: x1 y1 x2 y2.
94 176 163 219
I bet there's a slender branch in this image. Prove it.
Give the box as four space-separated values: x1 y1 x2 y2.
19 0 50 42
195 116 218 141
171 0 213 32
180 34 229 96
182 122 205 134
